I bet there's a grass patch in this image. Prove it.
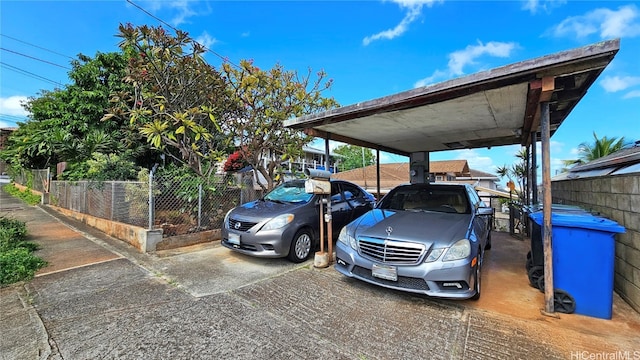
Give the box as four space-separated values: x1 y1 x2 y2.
3 183 41 205
0 217 47 286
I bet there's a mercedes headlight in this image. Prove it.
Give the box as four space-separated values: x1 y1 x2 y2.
424 248 444 262
443 239 471 261
338 227 357 250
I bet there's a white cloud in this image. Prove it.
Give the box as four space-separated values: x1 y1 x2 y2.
534 140 564 155
414 41 518 88
0 96 29 116
623 90 640 99
448 41 518 76
522 0 566 15
168 0 198 26
142 0 206 27
600 75 640 92
450 149 494 170
413 69 447 88
547 5 640 39
363 0 441 46
195 31 217 49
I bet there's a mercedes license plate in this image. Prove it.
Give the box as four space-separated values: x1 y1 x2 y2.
228 233 240 245
372 264 397 281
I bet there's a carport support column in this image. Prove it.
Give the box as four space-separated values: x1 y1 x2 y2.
531 132 538 204
376 148 381 199
325 135 333 261
541 101 554 315
409 152 430 184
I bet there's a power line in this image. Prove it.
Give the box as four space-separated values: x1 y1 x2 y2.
0 61 65 87
1 47 71 70
125 0 241 70
0 34 74 60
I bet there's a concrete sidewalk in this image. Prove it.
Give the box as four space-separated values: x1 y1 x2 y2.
1 188 639 359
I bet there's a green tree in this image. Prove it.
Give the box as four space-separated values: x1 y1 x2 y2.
333 145 374 171
107 24 235 179
577 132 631 164
560 132 631 171
496 147 530 200
221 59 339 191
0 51 145 175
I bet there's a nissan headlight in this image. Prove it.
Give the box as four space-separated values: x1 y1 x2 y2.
223 209 233 229
338 227 357 250
261 214 294 231
443 239 471 261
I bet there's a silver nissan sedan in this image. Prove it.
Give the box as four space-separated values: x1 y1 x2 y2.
222 179 375 263
335 183 493 300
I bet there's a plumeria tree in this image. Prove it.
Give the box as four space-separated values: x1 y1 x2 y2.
221 60 339 191
106 24 236 178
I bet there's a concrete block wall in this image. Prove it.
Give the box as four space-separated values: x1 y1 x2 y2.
552 174 640 314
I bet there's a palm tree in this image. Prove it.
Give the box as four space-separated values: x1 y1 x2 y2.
575 132 631 164
496 147 530 201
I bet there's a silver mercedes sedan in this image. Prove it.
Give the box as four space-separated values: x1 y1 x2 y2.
335 183 493 300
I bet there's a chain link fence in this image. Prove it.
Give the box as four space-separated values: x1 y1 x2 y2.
47 170 252 238
49 180 149 227
152 172 242 236
12 168 50 193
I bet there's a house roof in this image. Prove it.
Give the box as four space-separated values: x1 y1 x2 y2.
302 145 341 157
284 40 619 156
332 163 410 190
429 160 469 175
569 143 640 172
469 169 500 179
553 143 640 180
332 161 498 190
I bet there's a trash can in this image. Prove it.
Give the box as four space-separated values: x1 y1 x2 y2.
526 205 591 272
529 211 625 319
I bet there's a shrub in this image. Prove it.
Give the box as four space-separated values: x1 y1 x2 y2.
0 217 27 241
3 183 41 205
0 248 47 285
0 217 47 286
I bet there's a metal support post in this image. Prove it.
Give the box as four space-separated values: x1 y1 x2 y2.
148 169 154 230
198 184 202 229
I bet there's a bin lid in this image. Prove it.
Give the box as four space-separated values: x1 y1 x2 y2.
529 211 626 233
525 203 589 214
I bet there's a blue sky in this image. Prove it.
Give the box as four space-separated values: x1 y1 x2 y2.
1 0 639 184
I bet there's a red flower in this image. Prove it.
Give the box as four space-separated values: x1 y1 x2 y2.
223 151 249 172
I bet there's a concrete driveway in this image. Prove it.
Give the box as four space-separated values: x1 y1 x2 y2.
1 190 639 359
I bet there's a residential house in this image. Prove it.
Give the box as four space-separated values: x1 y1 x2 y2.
333 160 498 189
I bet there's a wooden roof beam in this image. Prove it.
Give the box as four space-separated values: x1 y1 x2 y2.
523 76 555 146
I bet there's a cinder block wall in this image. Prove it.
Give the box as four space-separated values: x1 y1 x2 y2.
552 174 640 314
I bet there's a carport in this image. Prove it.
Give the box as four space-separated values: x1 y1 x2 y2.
284 39 620 314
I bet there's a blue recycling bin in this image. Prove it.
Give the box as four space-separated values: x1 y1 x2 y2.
529 211 625 319
526 204 591 269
